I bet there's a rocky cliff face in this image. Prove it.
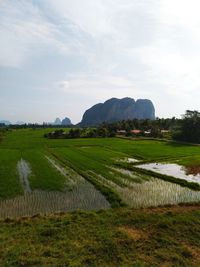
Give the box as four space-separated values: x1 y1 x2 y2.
80 97 155 126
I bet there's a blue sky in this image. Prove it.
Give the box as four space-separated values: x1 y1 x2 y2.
1 0 200 124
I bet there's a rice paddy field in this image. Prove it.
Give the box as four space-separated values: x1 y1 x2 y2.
1 129 200 266
0 128 200 218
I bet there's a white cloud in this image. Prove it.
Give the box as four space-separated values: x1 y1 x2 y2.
0 0 91 67
1 0 200 122
56 74 149 103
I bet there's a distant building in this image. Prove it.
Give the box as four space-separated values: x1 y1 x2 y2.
117 130 127 135
130 129 142 134
161 130 170 134
144 130 151 135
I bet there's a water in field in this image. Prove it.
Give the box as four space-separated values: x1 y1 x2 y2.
45 156 76 186
137 163 200 185
0 158 110 219
127 158 139 163
0 183 109 218
17 159 32 193
2 157 200 218
119 157 139 163
117 178 200 208
91 170 200 208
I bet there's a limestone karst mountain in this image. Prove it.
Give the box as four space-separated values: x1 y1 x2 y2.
80 97 155 126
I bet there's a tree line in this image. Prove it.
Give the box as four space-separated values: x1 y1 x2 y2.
2 110 200 143
44 117 179 139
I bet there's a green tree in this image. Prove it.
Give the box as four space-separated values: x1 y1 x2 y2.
173 110 200 143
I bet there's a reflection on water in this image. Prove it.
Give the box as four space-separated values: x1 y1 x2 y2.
137 163 200 185
17 159 32 193
0 183 110 219
118 157 139 163
117 178 200 208
93 171 200 208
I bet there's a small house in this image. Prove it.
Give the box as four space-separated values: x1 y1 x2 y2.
161 130 170 134
144 130 151 135
130 129 142 135
116 130 127 135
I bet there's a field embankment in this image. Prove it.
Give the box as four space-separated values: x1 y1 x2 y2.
0 203 199 267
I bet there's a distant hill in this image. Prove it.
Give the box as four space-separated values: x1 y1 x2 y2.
80 97 155 126
15 121 25 125
62 117 72 126
0 120 11 125
53 117 72 126
54 118 62 125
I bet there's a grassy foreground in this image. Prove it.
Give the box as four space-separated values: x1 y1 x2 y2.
0 204 200 267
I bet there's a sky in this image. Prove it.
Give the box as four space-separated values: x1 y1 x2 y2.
1 0 200 124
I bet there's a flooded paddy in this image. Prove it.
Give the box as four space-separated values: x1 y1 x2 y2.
3 157 199 218
0 183 110 219
117 178 200 208
45 156 76 186
0 158 110 219
137 163 200 185
119 157 139 163
126 158 139 163
90 170 200 208
89 171 200 208
2 129 200 221
17 159 32 193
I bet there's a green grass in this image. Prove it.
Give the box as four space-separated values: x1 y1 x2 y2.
51 147 128 186
0 204 199 267
3 129 200 160
0 149 22 198
22 149 67 191
177 154 200 167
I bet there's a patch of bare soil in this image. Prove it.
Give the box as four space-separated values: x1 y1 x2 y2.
141 203 200 214
185 165 200 176
117 226 147 241
182 243 200 263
